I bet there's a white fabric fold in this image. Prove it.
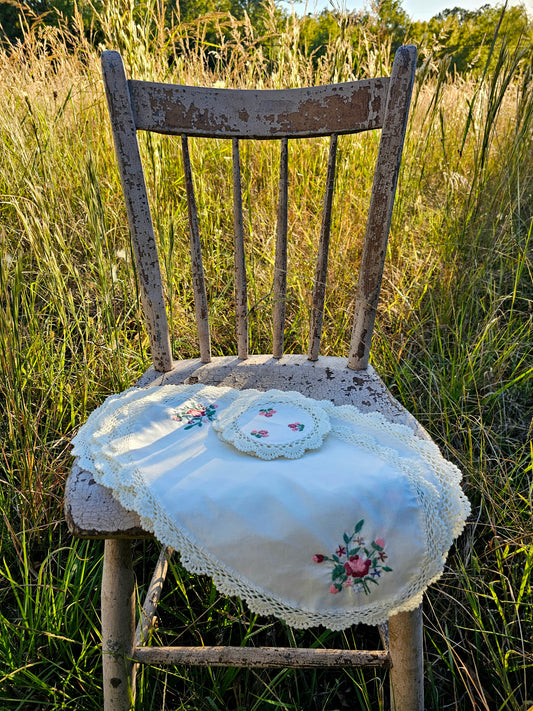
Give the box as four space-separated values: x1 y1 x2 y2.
71 383 470 630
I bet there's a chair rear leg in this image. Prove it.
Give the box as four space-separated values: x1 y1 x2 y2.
388 606 424 711
102 539 137 711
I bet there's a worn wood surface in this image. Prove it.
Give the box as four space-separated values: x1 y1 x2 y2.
389 606 424 711
348 45 417 370
101 51 172 373
308 133 338 361
102 539 137 710
232 138 249 359
272 137 289 359
132 645 391 668
182 135 211 363
65 354 427 539
129 78 390 139
135 546 173 647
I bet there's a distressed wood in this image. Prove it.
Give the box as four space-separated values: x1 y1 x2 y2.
129 78 390 139
135 546 173 646
308 133 338 361
102 539 136 710
232 138 248 359
181 135 211 363
132 645 390 668
101 51 172 372
348 45 417 370
389 607 424 711
273 137 289 359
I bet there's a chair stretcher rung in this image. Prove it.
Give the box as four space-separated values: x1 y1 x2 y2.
132 645 391 668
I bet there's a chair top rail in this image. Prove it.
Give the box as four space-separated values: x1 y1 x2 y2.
128 77 390 139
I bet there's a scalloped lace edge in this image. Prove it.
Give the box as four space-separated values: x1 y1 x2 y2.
71 384 471 630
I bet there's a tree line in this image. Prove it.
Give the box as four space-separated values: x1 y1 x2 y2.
0 0 531 75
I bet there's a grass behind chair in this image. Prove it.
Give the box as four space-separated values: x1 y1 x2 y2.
0 4 532 710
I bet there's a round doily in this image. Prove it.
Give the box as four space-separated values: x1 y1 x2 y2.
212 389 331 460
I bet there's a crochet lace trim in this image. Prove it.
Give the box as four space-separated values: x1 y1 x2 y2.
71 384 470 630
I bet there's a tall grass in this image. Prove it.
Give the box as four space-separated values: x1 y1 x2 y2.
0 3 532 709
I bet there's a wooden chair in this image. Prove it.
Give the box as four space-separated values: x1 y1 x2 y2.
65 46 424 710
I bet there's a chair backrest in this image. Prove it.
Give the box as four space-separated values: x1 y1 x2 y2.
101 47 416 373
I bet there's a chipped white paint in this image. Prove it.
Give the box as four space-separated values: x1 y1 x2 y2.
130 78 391 139
348 45 417 370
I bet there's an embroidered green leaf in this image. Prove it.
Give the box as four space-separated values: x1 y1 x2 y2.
343 532 350 544
354 519 364 534
348 547 360 557
332 554 340 563
371 540 383 550
367 576 379 585
332 565 345 580
382 566 393 572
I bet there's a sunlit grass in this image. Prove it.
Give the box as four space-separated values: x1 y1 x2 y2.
0 2 532 709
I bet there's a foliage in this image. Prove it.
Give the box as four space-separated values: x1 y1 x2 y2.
0 3 532 710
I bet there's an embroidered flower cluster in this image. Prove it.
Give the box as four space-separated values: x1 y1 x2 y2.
248 407 306 438
171 401 218 429
313 519 392 595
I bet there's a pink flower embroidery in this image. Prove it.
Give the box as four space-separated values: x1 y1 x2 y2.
171 402 218 429
251 429 269 438
259 408 276 417
288 422 305 432
312 520 392 596
346 556 372 578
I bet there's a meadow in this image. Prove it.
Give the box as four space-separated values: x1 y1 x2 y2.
0 3 532 709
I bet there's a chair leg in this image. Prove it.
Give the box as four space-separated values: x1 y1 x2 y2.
102 539 137 711
388 605 424 711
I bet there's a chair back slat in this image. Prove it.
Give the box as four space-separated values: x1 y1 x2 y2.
308 134 338 362
101 51 173 372
348 46 416 370
181 136 211 363
129 79 390 139
272 138 289 359
232 139 249 360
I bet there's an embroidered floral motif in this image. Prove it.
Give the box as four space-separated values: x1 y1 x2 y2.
258 408 276 417
313 519 392 595
288 422 305 432
171 402 218 429
251 429 269 438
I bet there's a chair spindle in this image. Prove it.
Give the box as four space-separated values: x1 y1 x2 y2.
181 136 211 363
308 134 338 361
232 138 249 360
273 138 289 359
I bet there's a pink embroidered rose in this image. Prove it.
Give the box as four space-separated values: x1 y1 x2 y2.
329 585 340 594
375 538 385 548
313 554 325 563
187 408 204 417
347 556 372 578
288 422 305 432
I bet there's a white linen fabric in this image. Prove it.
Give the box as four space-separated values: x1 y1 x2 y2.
71 383 470 630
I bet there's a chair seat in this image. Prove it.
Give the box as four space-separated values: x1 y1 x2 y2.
65 354 428 538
